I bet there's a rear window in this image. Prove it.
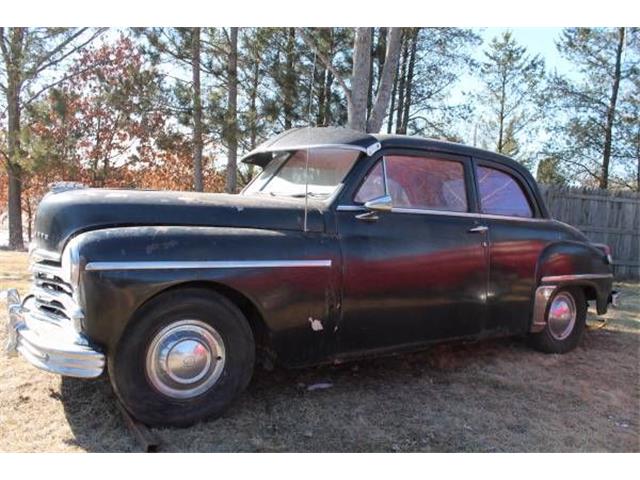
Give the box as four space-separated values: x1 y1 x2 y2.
476 166 533 218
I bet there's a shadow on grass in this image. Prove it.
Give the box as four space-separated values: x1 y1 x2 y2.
59 323 639 452
59 336 526 452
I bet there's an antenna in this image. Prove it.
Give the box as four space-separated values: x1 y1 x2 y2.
303 49 317 233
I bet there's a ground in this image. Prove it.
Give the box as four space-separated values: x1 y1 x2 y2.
0 250 638 452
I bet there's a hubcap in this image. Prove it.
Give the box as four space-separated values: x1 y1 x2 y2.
547 292 577 341
146 320 225 399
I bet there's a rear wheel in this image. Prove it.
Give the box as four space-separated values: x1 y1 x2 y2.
108 288 255 427
529 287 586 354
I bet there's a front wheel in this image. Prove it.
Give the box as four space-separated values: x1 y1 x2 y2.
108 288 255 427
529 287 586 354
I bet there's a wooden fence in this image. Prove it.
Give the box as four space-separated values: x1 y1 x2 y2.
539 185 640 280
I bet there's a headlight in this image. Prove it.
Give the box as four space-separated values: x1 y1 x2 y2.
61 236 82 290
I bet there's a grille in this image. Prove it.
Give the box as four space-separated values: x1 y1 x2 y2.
30 261 81 325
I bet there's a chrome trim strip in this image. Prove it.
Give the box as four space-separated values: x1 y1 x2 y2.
337 205 367 212
541 273 613 283
29 248 61 262
85 259 333 272
393 207 479 218
30 263 64 276
336 205 550 223
531 285 557 333
243 143 377 160
479 213 549 223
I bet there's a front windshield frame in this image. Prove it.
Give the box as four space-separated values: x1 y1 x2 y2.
242 147 362 200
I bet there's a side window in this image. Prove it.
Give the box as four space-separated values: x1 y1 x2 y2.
354 155 468 212
476 166 533 218
354 161 385 204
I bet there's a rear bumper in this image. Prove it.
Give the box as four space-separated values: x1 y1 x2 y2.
609 290 620 308
5 289 105 378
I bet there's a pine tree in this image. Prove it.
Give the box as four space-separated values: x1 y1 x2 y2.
545 28 639 189
476 31 545 160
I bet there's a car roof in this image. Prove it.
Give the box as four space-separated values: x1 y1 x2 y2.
241 126 532 179
241 127 549 218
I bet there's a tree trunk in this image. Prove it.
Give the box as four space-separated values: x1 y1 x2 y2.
348 28 372 132
497 72 507 153
225 27 239 194
600 27 625 190
367 28 403 133
321 29 335 126
395 33 409 134
636 120 640 191
283 28 296 130
6 28 25 250
249 52 260 150
375 27 388 90
367 27 375 118
399 29 418 134
191 27 204 192
387 60 399 133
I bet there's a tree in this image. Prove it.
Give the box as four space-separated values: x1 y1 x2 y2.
0 27 104 249
141 28 209 192
476 31 545 158
191 28 204 191
386 28 480 139
300 27 402 133
536 156 567 186
545 28 639 189
225 27 239 193
38 36 166 183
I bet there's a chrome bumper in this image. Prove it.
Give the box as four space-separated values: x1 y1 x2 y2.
5 289 105 378
609 291 621 308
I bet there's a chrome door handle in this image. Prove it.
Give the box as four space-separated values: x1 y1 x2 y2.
468 225 489 233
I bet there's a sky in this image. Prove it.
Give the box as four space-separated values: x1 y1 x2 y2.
481 28 570 74
451 28 572 158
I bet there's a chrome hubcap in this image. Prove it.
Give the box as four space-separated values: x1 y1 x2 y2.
547 292 576 341
146 320 225 399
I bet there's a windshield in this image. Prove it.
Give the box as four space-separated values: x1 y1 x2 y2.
243 148 361 198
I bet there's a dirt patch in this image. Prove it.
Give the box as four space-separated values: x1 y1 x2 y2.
0 250 638 452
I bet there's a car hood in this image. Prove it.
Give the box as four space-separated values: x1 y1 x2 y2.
33 188 326 253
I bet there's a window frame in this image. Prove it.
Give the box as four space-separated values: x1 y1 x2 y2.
347 149 479 215
472 158 542 219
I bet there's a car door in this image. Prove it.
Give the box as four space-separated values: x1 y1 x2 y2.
335 150 489 355
473 160 560 335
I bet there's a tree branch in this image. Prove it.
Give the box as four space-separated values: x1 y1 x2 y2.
28 28 106 78
297 28 351 103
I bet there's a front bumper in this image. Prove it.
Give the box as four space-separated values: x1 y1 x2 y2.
5 289 105 378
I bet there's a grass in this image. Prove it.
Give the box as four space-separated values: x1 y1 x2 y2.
0 250 638 452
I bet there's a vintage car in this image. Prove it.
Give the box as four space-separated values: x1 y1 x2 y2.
6 127 615 426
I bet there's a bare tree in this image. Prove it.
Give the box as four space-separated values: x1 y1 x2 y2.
299 27 402 133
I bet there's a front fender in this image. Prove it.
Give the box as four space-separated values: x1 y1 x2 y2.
72 226 341 366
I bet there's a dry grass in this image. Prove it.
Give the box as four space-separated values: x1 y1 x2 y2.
0 250 638 452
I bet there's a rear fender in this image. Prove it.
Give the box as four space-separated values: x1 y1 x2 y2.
530 240 613 332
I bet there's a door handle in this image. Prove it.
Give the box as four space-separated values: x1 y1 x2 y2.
468 225 489 233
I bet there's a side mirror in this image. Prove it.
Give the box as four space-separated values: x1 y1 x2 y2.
356 195 393 221
364 194 393 212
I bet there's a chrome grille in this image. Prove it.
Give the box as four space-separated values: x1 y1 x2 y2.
30 261 81 326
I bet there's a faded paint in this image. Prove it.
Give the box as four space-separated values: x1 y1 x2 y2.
308 317 324 331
